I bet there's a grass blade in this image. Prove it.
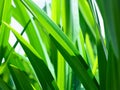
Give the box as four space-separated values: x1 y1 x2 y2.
50 35 99 90
0 0 11 62
78 0 99 40
96 0 120 58
9 64 34 90
0 77 11 90
85 34 95 69
2 21 58 90
20 0 99 89
106 45 120 90
97 40 107 90
51 0 61 24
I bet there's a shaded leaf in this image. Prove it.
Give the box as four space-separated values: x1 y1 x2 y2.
2 21 58 90
9 64 33 90
0 77 11 90
49 35 99 90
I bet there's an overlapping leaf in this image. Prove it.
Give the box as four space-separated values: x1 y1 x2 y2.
3 21 58 90
20 0 99 89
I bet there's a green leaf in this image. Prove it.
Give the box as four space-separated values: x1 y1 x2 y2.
96 0 120 89
13 0 46 58
0 77 11 90
96 0 120 58
77 28 87 62
0 0 12 62
106 45 120 90
61 0 72 39
0 0 4 25
20 0 99 89
13 1 55 78
78 0 99 40
51 0 61 24
12 0 29 26
9 64 34 90
21 0 76 56
61 0 73 89
70 0 80 42
2 21 58 90
30 15 55 78
8 51 41 89
0 0 11 46
57 52 65 90
14 1 55 77
97 41 107 90
49 35 99 90
85 34 95 68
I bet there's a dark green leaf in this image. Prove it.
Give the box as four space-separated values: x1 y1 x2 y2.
50 35 99 90
9 64 33 90
3 21 58 90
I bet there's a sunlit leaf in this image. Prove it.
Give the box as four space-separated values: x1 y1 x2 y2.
3 21 58 90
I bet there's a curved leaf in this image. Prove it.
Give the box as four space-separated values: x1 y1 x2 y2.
2 21 58 90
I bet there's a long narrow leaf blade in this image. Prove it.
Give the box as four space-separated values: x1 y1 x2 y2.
49 35 99 90
9 64 33 90
0 0 11 62
20 0 99 89
97 41 107 90
78 0 99 40
0 78 11 90
2 21 58 90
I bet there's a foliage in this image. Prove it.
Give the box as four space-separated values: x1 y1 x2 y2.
0 0 120 90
